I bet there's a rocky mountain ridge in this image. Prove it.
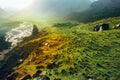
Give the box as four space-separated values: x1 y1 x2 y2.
5 22 38 49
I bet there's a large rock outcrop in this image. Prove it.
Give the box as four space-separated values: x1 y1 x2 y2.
5 22 38 48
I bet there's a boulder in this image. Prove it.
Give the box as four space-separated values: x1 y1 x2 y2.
93 24 100 31
101 24 109 30
32 25 39 35
93 24 109 31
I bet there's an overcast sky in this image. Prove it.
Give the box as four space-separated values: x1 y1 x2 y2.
0 0 98 11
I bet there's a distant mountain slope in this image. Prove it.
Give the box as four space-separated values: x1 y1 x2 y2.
0 17 120 80
69 0 120 22
0 21 21 36
0 8 12 26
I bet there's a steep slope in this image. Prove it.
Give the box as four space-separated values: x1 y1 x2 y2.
69 0 120 22
0 22 39 64
0 17 120 80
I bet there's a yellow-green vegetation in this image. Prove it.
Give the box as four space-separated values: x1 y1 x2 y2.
1 17 120 80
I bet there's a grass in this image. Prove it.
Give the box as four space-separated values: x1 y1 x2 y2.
0 17 120 80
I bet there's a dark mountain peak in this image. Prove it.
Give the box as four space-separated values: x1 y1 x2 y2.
91 0 120 8
69 0 120 22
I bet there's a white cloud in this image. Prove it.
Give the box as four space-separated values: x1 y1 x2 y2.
90 0 98 2
0 0 34 11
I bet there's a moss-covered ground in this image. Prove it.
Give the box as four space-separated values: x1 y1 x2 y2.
0 17 120 80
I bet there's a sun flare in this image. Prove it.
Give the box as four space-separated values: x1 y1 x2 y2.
0 0 34 11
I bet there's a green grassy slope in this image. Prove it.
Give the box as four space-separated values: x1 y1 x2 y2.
0 17 120 80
